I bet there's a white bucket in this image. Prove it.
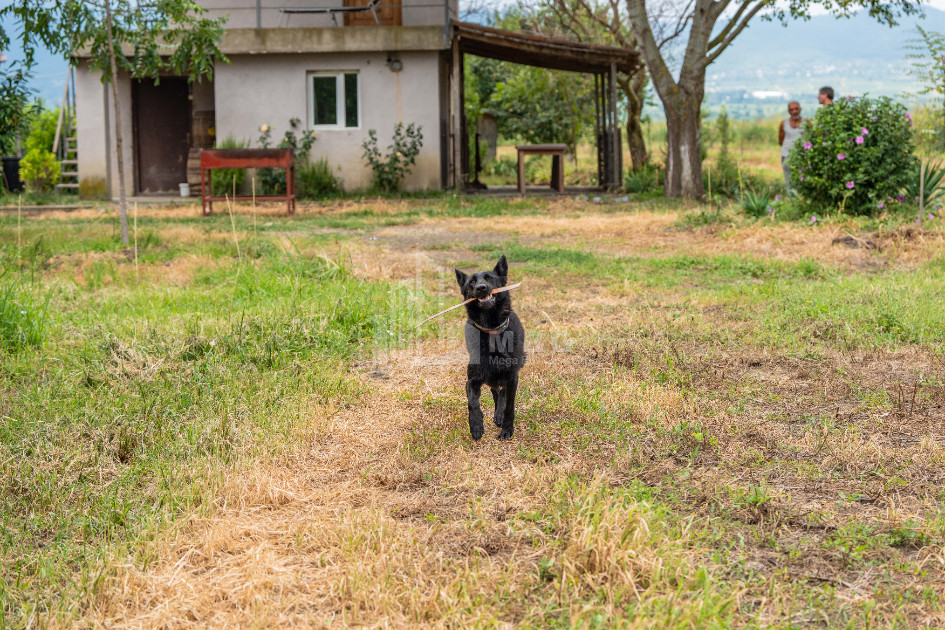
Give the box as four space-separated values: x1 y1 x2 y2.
179 182 190 197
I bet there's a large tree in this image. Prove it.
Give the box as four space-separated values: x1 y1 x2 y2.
0 0 227 244
625 0 922 198
521 0 682 171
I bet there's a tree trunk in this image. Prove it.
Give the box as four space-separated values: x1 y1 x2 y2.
619 70 648 171
663 93 704 199
104 0 129 246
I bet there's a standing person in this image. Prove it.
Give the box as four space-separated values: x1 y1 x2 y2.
818 86 834 106
779 101 804 192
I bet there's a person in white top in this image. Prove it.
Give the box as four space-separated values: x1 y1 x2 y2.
778 101 804 192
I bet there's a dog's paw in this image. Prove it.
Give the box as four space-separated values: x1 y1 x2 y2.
492 416 503 428
470 420 484 441
497 428 514 440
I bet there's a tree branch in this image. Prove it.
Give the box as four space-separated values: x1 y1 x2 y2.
703 0 770 66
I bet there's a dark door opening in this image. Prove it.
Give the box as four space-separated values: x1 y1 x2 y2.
133 77 190 194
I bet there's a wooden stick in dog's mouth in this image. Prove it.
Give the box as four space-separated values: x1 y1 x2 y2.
416 282 522 328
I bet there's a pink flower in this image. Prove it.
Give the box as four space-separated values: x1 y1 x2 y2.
846 181 855 189
929 213 936 220
897 194 906 202
861 127 869 135
837 153 846 160
878 202 885 209
855 136 864 144
775 195 782 201
803 141 812 150
810 215 818 224
906 113 912 119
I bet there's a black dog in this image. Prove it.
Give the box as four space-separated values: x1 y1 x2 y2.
455 255 526 440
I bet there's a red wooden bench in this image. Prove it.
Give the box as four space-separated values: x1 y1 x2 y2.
200 148 296 216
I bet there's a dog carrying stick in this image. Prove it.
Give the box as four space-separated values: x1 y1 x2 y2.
416 282 522 328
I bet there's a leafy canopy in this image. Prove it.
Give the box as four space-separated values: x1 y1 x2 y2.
0 0 228 84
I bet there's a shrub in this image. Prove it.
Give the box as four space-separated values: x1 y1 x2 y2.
739 188 773 218
789 96 916 215
297 158 341 199
361 123 423 192
903 160 945 209
24 106 60 154
624 163 663 194
19 148 60 192
212 136 248 196
257 118 318 194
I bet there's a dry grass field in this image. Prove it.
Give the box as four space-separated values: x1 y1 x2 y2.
2 195 945 627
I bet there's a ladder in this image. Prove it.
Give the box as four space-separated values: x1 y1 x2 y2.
53 67 78 194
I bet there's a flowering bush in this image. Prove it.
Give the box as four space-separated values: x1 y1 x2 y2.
789 96 916 215
257 118 318 194
361 123 423 192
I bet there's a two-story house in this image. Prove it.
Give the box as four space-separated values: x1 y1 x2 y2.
73 0 456 196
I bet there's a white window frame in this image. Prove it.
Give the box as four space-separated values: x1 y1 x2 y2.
307 71 361 130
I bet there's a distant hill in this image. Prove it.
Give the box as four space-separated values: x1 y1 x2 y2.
701 8 945 118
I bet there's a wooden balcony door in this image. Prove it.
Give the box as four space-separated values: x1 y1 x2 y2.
344 0 402 26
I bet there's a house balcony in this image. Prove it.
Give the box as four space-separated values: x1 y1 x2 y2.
199 0 457 31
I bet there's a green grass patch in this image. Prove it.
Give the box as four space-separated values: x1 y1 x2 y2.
0 233 427 625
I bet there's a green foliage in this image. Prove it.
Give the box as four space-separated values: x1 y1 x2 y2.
624 163 663 194
361 123 423 193
24 105 60 154
0 265 48 353
19 148 60 192
789 96 916 215
905 27 945 150
739 187 772 218
0 1 228 86
904 160 945 209
0 66 33 155
211 135 248 196
257 118 318 195
484 66 593 158
297 158 341 199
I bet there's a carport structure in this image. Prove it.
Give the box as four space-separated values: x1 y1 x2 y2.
448 21 641 192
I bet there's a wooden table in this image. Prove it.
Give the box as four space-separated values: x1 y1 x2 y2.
516 144 567 194
200 148 295 216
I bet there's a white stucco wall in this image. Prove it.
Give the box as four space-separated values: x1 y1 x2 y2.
74 60 135 198
215 50 444 191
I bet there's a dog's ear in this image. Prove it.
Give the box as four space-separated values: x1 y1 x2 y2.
455 268 468 289
494 255 508 279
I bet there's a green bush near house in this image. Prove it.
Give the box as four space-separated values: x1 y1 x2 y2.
19 148 60 193
211 136 248 196
297 158 341 199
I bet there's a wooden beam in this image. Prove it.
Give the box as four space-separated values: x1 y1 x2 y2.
450 34 462 191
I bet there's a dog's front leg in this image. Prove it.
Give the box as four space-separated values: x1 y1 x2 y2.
497 374 518 440
490 386 506 428
466 379 485 440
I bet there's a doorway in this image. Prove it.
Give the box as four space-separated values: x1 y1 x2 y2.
133 77 190 194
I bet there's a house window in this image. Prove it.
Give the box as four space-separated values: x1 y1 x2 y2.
309 72 359 129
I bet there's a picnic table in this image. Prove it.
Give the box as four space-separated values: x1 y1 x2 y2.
200 149 296 216
516 144 567 194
